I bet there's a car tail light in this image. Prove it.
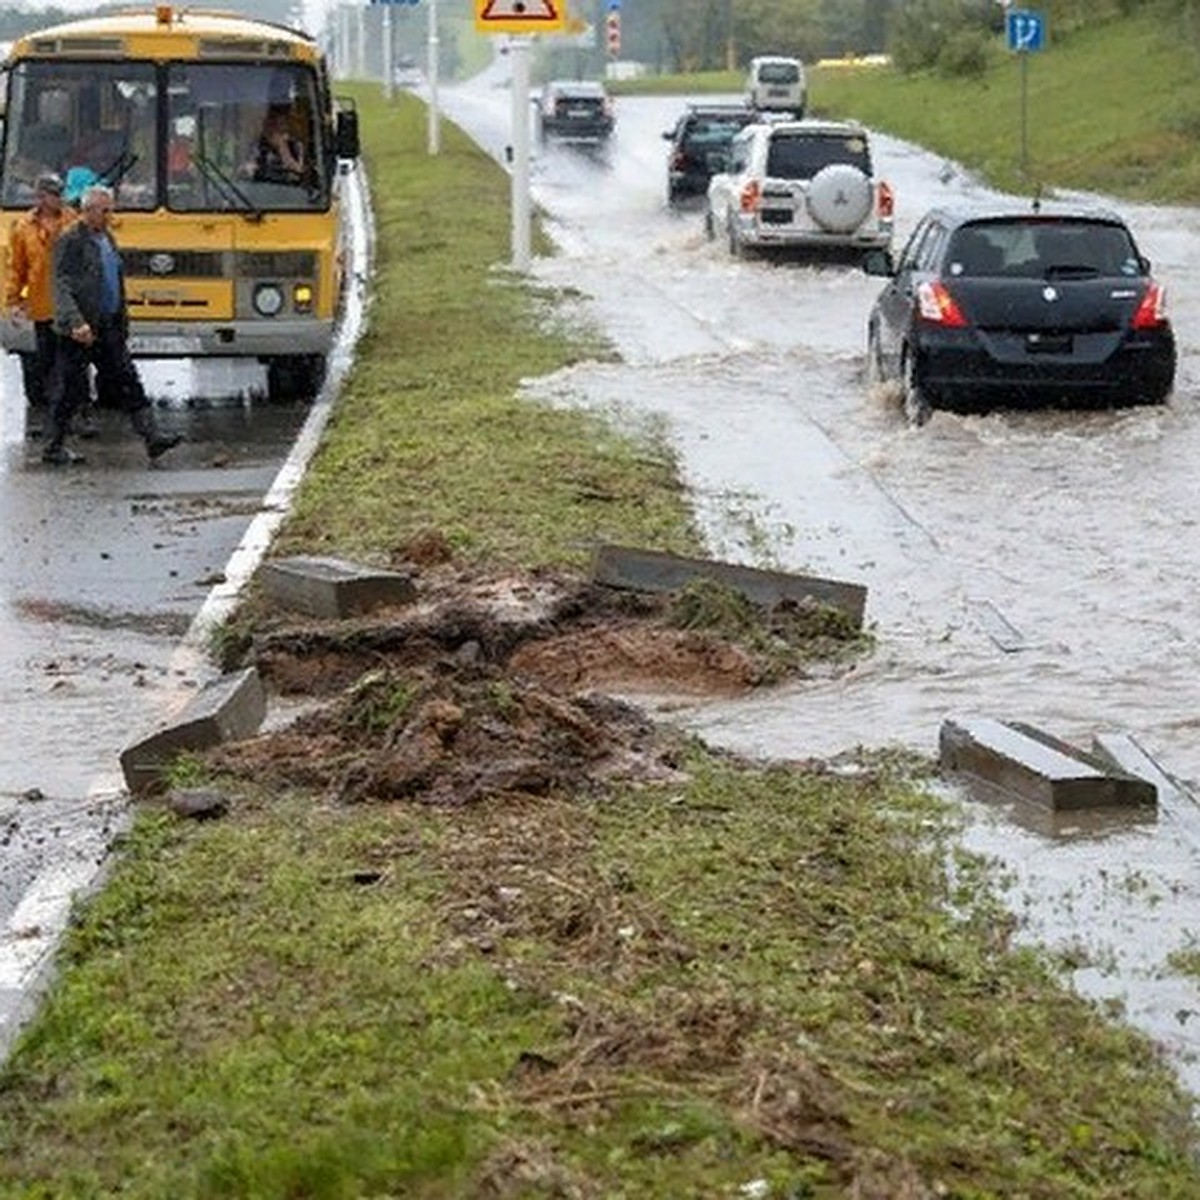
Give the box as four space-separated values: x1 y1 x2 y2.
739 179 761 213
671 150 686 170
1131 282 1168 330
917 280 968 327
603 97 613 117
877 180 894 218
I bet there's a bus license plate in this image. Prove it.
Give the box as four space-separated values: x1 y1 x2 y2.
129 334 203 355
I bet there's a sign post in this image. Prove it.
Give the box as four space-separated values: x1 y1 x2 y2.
1005 8 1045 179
605 0 619 59
474 0 565 271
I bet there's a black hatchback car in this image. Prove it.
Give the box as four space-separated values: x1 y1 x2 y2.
663 103 759 205
863 204 1176 424
537 80 614 146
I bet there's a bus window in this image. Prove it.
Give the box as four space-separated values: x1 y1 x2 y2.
167 62 326 213
0 61 158 209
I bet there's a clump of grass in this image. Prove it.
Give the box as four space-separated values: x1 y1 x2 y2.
341 669 418 735
667 576 872 679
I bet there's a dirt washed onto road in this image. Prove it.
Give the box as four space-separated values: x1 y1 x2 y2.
210 539 866 808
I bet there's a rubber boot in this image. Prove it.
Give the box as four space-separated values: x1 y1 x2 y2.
130 403 182 460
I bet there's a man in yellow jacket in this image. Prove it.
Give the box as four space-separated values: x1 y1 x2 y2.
4 172 77 427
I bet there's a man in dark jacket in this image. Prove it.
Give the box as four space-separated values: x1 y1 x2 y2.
45 184 182 465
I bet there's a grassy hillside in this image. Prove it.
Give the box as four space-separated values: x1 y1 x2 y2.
614 8 1200 204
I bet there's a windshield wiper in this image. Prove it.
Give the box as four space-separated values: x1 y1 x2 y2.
194 152 263 222
99 148 139 191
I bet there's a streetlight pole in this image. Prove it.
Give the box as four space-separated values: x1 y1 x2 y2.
427 0 441 154
383 4 394 99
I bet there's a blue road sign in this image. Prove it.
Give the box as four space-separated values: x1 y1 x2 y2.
1006 9 1045 53
607 0 620 9
371 0 420 6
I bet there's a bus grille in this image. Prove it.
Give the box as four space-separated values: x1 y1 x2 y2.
122 250 317 278
122 250 225 278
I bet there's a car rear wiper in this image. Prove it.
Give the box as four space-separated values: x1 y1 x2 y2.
194 152 263 222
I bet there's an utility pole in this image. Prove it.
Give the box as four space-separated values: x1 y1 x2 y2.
355 2 367 79
427 0 441 154
382 5 394 99
339 4 352 79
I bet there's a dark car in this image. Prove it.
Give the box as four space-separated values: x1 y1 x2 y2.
537 80 614 146
662 103 759 205
864 203 1176 425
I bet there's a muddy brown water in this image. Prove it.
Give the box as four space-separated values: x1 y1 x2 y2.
439 70 1200 1094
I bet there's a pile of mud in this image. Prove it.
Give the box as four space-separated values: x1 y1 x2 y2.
212 562 864 806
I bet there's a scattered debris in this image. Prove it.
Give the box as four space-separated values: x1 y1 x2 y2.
940 715 1157 811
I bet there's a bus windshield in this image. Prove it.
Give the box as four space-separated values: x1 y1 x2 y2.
1 59 326 212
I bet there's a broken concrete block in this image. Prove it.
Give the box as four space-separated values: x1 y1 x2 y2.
590 544 866 628
120 668 266 795
1091 733 1176 805
939 715 1156 812
259 555 417 620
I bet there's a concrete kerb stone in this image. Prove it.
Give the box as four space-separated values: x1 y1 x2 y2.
259 555 417 620
119 668 266 795
590 544 867 629
939 715 1157 812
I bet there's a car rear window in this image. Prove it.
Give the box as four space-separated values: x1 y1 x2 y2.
757 63 801 84
766 133 870 180
946 220 1141 278
685 116 754 147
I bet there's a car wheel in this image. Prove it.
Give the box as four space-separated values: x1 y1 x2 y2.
704 207 715 240
902 351 932 427
866 322 885 386
727 218 745 259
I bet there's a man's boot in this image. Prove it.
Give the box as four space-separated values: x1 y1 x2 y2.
130 403 182 460
41 423 85 465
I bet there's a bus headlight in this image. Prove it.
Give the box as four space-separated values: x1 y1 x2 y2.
293 283 314 313
253 283 284 317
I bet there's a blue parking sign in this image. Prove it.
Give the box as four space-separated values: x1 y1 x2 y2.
1006 9 1045 53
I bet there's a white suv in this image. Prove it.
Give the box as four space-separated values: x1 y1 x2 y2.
705 119 894 259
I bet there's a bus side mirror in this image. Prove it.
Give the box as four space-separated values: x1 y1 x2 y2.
335 104 359 159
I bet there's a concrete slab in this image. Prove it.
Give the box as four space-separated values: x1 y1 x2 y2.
259 555 417 620
590 544 866 628
939 715 1156 812
119 668 266 795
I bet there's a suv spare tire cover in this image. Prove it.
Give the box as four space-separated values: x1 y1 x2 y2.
806 163 872 233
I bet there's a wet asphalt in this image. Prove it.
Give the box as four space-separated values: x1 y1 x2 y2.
0 165 371 1054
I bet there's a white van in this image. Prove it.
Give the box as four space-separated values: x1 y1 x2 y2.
746 55 807 117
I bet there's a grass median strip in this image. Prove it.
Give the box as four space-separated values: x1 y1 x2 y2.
1 90 1198 1197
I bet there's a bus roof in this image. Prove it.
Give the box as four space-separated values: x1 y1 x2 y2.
10 7 318 60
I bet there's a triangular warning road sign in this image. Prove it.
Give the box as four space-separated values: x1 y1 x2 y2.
475 0 565 33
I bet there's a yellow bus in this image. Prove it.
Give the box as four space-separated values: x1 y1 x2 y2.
0 5 360 401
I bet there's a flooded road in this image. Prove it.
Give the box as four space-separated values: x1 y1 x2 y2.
439 69 1200 1092
0 166 371 1054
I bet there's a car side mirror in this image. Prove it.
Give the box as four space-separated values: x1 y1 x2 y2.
862 248 895 277
1139 254 1152 273
335 104 360 160
662 130 674 140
